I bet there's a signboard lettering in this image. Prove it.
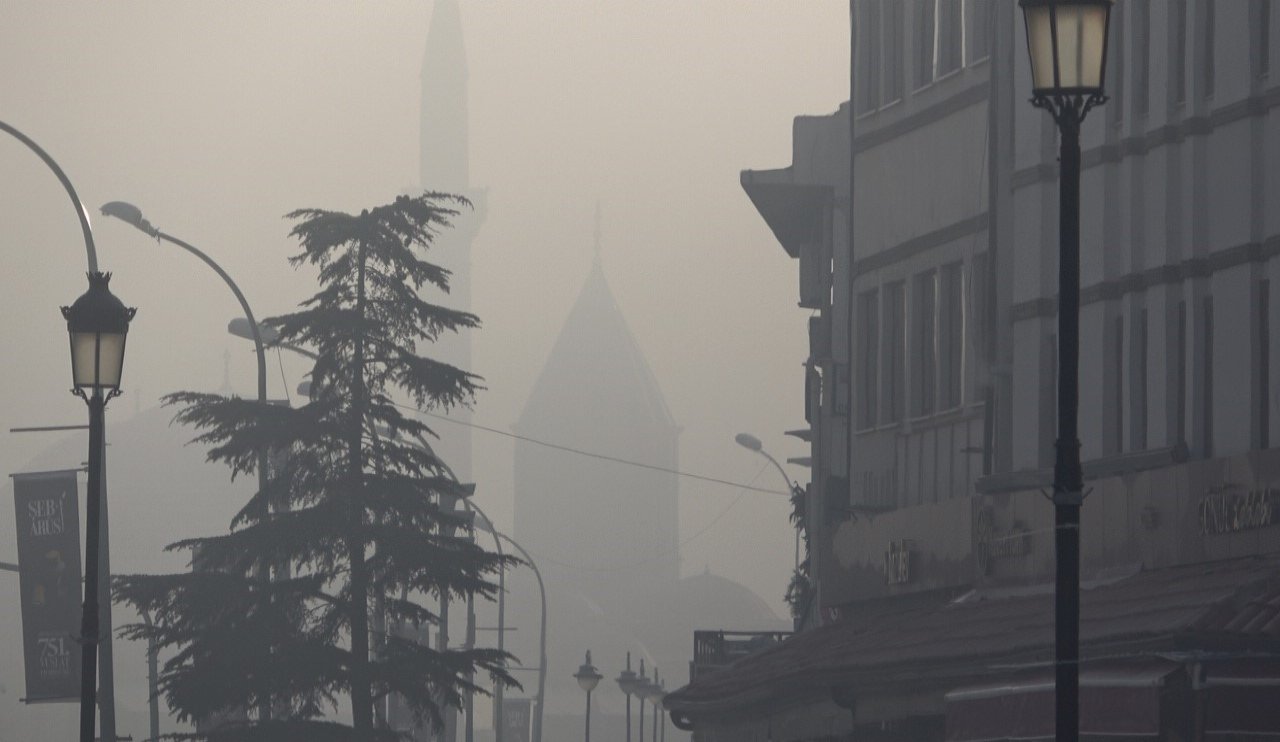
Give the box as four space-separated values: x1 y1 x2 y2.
12 470 82 702
1199 488 1275 535
884 539 914 585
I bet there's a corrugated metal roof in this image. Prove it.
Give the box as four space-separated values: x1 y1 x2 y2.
666 554 1280 714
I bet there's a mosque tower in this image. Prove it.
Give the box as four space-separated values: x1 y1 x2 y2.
419 0 485 482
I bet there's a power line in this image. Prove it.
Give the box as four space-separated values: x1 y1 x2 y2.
505 462 769 574
407 405 790 496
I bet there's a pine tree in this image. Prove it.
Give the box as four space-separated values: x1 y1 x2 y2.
115 193 514 741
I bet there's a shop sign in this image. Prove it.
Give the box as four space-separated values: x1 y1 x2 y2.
975 509 1031 574
1198 488 1276 535
884 539 914 585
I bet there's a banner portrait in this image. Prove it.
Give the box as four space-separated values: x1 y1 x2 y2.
12 470 82 703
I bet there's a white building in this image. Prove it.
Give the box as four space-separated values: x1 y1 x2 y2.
668 3 1280 740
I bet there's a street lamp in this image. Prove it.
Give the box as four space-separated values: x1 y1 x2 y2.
636 660 647 742
63 272 135 742
733 433 799 565
1017 3 1113 742
573 651 602 742
100 201 273 521
641 668 664 742
615 652 639 742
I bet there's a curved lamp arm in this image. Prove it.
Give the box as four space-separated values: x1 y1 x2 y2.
465 499 547 742
100 202 265 407
0 120 98 272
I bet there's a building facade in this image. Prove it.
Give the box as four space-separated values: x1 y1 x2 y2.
667 2 1280 740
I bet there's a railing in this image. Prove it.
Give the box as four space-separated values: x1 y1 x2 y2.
689 630 792 683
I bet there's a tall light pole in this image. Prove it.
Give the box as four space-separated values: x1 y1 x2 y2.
63 273 135 742
1017 3 1114 741
465 499 548 742
734 433 800 569
2 120 121 742
615 652 639 742
573 651 602 742
636 660 647 742
100 202 271 520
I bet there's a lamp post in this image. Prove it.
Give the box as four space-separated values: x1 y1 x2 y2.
734 433 801 570
615 652 639 742
573 651 602 742
100 202 271 526
63 272 135 742
466 501 548 742
1017 3 1113 742
636 660 647 742
644 669 663 742
2 120 122 742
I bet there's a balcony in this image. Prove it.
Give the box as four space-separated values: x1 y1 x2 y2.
689 630 792 683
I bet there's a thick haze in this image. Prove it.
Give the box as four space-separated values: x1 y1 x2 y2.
0 0 847 726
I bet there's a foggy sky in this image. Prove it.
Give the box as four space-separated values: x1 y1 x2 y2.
0 0 848 668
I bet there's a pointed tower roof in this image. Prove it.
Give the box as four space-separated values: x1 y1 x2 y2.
420 0 469 190
515 258 677 442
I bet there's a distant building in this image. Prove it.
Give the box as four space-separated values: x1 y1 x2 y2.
514 253 681 598
508 225 787 738
667 2 1280 740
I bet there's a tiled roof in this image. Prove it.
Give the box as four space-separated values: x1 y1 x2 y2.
666 554 1280 714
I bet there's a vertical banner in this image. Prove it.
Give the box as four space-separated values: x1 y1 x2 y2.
12 470 82 702
501 698 532 742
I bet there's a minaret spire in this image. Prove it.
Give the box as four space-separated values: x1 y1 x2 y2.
420 0 469 191
593 201 602 263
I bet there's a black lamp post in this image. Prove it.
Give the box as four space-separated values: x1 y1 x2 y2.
573 651 603 742
615 652 639 742
636 660 647 742
642 669 664 742
1017 2 1113 742
63 272 135 742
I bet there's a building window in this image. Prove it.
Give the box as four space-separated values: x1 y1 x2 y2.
1108 315 1125 455
1132 309 1148 451
937 0 962 76
966 0 993 64
882 280 906 423
856 289 880 429
1171 0 1187 105
1254 0 1271 80
1108 0 1125 124
938 262 964 410
1175 300 1187 444
1256 280 1271 450
915 0 937 88
912 270 937 417
1201 296 1214 457
885 0 905 103
857 0 883 113
1133 0 1150 116
1202 0 1216 98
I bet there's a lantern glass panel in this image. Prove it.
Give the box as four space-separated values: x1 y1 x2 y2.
70 331 127 389
1055 4 1108 89
1026 5 1057 89
577 673 601 693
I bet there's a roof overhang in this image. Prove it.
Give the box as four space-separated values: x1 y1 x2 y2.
740 169 833 259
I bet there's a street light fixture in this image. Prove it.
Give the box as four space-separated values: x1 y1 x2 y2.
734 432 804 576
636 659 648 742
573 650 602 742
1017 3 1113 742
641 668 664 742
615 652 639 742
63 272 135 742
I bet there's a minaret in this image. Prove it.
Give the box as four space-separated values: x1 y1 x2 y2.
419 0 485 482
420 0 468 192
389 4 484 740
